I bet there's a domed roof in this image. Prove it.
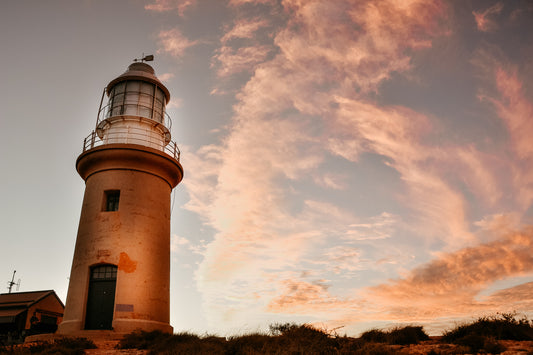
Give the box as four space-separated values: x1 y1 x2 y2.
106 62 170 103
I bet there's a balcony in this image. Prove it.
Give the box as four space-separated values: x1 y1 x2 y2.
81 127 181 162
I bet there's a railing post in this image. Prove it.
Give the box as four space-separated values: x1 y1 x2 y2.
83 137 87 152
91 131 96 149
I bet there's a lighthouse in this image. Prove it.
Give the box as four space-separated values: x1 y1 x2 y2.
58 57 183 335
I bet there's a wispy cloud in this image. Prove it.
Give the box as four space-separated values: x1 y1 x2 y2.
221 18 270 44
213 45 271 77
157 28 198 59
366 227 533 321
178 0 533 335
184 0 455 331
145 0 196 16
473 2 504 32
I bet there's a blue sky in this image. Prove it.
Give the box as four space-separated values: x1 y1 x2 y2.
1 0 533 336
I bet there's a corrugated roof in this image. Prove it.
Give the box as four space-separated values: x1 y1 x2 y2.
0 308 26 318
0 290 55 308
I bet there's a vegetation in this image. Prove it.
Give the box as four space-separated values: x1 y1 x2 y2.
441 312 533 354
360 326 429 345
0 337 96 355
116 324 422 354
443 312 533 342
115 315 533 354
3 313 532 354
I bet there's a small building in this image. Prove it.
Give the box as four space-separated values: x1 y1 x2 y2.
0 290 64 337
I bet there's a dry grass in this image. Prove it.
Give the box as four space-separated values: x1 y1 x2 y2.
3 313 533 354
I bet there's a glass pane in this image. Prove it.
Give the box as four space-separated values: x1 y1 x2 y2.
126 81 140 92
91 265 117 280
139 107 152 118
141 82 154 95
123 104 135 115
139 93 152 108
124 92 139 104
153 107 163 123
155 88 164 102
114 82 125 94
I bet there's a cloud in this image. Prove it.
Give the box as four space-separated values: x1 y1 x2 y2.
312 173 347 190
228 0 275 6
473 2 504 32
493 67 533 160
265 227 533 332
221 18 270 44
366 228 533 321
213 45 271 77
330 98 473 245
157 28 198 59
185 0 533 333
145 0 196 16
171 234 191 253
476 62 533 210
158 72 175 82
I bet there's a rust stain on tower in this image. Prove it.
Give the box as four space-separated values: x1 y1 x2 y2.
57 57 183 335
118 252 137 273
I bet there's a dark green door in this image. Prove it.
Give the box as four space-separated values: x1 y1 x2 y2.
85 265 117 330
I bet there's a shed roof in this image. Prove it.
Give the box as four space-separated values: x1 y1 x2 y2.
0 290 64 310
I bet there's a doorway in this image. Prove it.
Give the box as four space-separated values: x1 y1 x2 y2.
85 265 117 330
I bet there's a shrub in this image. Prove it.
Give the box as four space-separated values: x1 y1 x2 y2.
360 329 388 343
0 337 96 355
226 333 273 354
116 330 172 349
443 313 533 342
360 326 429 345
388 326 429 345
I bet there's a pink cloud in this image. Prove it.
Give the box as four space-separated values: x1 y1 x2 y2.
186 0 512 332
330 98 473 245
213 45 271 77
157 72 175 82
312 173 347 190
475 64 533 210
473 2 504 32
365 228 533 321
228 0 275 6
145 0 195 16
221 18 269 44
265 227 533 331
493 68 533 160
157 28 198 59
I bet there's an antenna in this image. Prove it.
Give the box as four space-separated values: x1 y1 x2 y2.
133 53 154 63
7 270 19 293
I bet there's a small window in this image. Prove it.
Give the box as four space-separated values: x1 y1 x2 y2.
104 190 120 211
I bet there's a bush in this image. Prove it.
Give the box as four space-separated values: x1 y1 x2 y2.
360 329 388 343
388 326 429 345
116 330 224 354
0 337 97 355
117 329 172 349
443 313 533 342
360 326 429 345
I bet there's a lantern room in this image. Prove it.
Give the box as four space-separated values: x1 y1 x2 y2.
94 61 173 151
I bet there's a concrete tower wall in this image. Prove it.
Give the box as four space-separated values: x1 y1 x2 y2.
58 144 182 334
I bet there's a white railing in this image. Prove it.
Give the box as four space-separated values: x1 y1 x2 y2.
82 128 180 162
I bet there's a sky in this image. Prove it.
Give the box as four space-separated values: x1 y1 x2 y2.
1 0 533 337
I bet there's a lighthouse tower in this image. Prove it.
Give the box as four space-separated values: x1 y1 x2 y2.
58 58 183 335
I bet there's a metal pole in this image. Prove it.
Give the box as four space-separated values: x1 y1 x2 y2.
7 270 16 293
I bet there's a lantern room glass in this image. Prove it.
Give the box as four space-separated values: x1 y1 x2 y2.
107 80 166 124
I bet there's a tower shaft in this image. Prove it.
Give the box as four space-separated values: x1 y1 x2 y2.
58 61 182 335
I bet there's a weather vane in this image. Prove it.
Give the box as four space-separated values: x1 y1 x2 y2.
133 53 154 63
